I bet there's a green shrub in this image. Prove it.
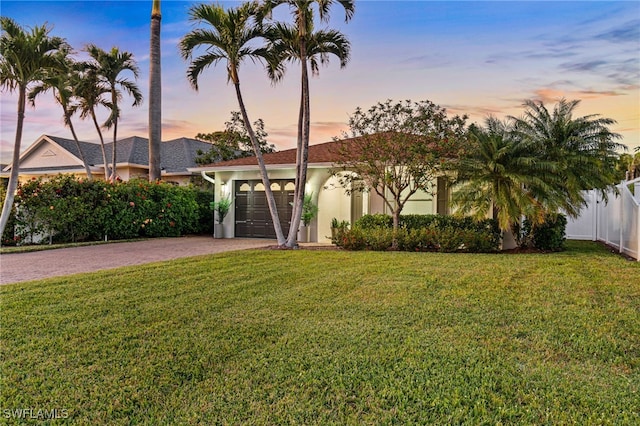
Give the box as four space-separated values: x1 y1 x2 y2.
12 177 201 244
343 214 500 253
194 189 214 235
0 185 17 246
523 213 567 251
354 213 392 229
334 226 367 250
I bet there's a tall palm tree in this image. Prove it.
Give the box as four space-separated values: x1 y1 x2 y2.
85 45 143 181
148 0 162 181
452 117 556 232
261 0 354 247
28 47 93 179
179 2 287 246
75 63 112 179
0 18 66 236
511 98 624 217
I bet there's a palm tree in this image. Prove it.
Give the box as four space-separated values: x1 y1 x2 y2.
511 98 624 217
85 45 143 181
75 63 112 179
148 0 162 181
261 0 354 247
0 18 67 236
179 2 287 246
28 47 93 179
452 117 556 232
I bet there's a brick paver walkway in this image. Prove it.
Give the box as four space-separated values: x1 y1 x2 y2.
0 236 273 285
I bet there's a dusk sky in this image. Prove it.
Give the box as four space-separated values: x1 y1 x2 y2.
1 0 639 162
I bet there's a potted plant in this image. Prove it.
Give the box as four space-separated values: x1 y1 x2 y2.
210 196 232 239
330 217 339 241
298 193 319 242
330 218 350 243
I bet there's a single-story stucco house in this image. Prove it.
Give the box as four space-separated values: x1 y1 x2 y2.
1 134 214 185
192 138 451 243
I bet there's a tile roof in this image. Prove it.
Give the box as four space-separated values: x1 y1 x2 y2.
203 137 361 168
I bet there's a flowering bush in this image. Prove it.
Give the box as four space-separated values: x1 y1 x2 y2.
9 176 206 245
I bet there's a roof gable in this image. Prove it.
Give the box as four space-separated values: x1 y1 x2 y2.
4 134 215 175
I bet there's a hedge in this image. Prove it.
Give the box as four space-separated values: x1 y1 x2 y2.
333 214 501 252
3 176 212 246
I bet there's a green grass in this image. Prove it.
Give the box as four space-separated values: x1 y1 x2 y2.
1 241 638 424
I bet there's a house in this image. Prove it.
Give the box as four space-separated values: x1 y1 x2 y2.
192 138 450 243
1 134 214 185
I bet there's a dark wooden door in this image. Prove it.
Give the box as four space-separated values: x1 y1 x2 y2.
234 180 294 238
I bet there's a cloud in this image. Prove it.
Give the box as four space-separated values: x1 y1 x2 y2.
267 121 349 150
529 87 624 104
596 19 640 43
559 56 640 87
400 54 452 70
560 60 608 73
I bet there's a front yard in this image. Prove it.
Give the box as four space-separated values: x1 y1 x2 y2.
1 241 638 424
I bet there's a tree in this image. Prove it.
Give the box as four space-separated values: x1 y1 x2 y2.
195 111 275 164
75 62 112 179
28 47 93 179
148 0 162 181
85 44 143 181
260 0 354 247
0 17 67 237
331 100 468 246
511 98 624 218
452 117 556 232
180 2 288 246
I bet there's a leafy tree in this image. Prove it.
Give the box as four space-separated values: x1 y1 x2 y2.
180 2 288 245
331 99 468 246
0 17 67 237
28 47 93 179
195 111 275 164
511 98 624 217
260 0 354 247
85 44 143 181
616 153 634 181
452 117 556 232
149 0 162 181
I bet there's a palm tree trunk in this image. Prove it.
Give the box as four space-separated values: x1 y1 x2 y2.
233 81 286 246
286 44 311 247
148 0 162 182
0 87 26 237
66 110 93 180
90 109 110 179
286 79 305 244
110 91 118 181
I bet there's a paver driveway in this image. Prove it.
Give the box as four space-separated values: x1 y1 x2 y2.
0 236 273 285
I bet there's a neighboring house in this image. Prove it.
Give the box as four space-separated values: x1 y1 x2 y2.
1 134 214 185
192 138 450 243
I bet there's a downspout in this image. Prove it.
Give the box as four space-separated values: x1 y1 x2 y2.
201 170 215 184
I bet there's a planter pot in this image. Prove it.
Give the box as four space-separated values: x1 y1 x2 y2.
298 225 309 243
214 223 225 239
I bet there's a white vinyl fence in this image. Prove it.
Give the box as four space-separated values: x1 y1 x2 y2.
565 178 640 261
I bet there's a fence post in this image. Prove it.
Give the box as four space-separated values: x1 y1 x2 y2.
620 181 624 254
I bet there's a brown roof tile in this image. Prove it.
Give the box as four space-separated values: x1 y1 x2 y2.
203 138 360 168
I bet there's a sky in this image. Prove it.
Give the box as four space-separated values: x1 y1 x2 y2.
1 0 639 163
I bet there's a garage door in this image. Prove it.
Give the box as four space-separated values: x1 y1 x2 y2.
234 179 295 238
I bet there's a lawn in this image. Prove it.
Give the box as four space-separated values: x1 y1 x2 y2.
1 241 638 424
